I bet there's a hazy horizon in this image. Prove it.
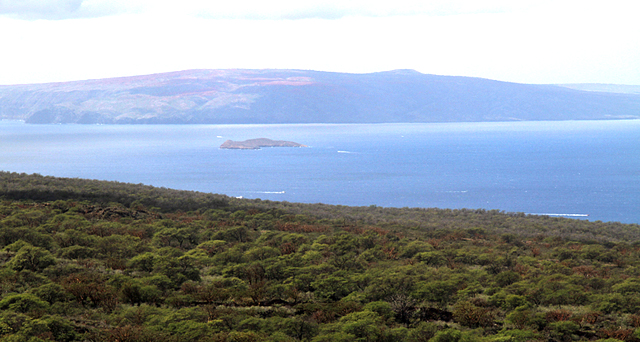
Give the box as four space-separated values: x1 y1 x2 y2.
4 68 640 89
1 1 639 86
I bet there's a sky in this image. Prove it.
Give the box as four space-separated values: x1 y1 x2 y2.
0 0 639 85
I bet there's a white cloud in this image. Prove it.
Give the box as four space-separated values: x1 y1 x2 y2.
0 0 82 19
184 0 514 20
0 0 544 21
0 1 638 85
0 0 126 20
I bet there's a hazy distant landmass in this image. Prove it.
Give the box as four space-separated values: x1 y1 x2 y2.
220 138 307 149
1 69 640 124
557 83 640 94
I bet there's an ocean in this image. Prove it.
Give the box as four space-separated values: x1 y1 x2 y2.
1 120 639 224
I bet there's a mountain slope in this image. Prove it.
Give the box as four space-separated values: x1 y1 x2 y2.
4 172 640 341
1 69 639 124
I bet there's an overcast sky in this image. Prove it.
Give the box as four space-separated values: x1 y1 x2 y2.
1 0 638 85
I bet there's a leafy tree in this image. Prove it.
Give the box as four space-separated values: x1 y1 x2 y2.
407 322 438 342
312 271 355 302
415 251 446 267
415 280 460 307
127 252 157 272
154 254 201 287
494 271 520 287
452 300 495 328
363 301 394 322
339 310 385 342
0 293 49 313
549 321 580 341
492 329 541 342
430 329 463 342
8 245 56 272
28 283 71 304
23 315 78 342
279 317 319 341
245 246 280 261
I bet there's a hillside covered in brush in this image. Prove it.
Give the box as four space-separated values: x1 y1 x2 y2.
2 171 640 342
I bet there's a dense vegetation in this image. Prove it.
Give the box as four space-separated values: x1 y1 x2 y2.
2 171 640 342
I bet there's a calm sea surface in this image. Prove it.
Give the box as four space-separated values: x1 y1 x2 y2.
1 120 639 224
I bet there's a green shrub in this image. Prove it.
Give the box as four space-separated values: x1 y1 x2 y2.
8 245 56 272
0 293 49 313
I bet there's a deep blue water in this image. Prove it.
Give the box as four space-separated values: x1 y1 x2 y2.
1 120 639 224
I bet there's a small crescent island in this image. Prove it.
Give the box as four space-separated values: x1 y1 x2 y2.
220 138 308 150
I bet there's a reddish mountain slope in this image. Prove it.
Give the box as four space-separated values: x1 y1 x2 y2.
1 69 639 124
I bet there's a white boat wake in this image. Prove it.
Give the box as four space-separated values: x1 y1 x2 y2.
530 213 589 217
247 191 286 194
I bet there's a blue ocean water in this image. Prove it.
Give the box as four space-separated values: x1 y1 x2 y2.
1 120 639 224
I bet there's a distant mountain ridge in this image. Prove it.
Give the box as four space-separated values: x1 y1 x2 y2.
1 69 639 124
557 83 640 94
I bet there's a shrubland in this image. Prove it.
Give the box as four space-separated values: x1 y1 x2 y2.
2 171 640 342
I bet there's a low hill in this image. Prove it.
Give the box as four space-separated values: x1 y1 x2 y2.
1 69 639 124
220 138 307 150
